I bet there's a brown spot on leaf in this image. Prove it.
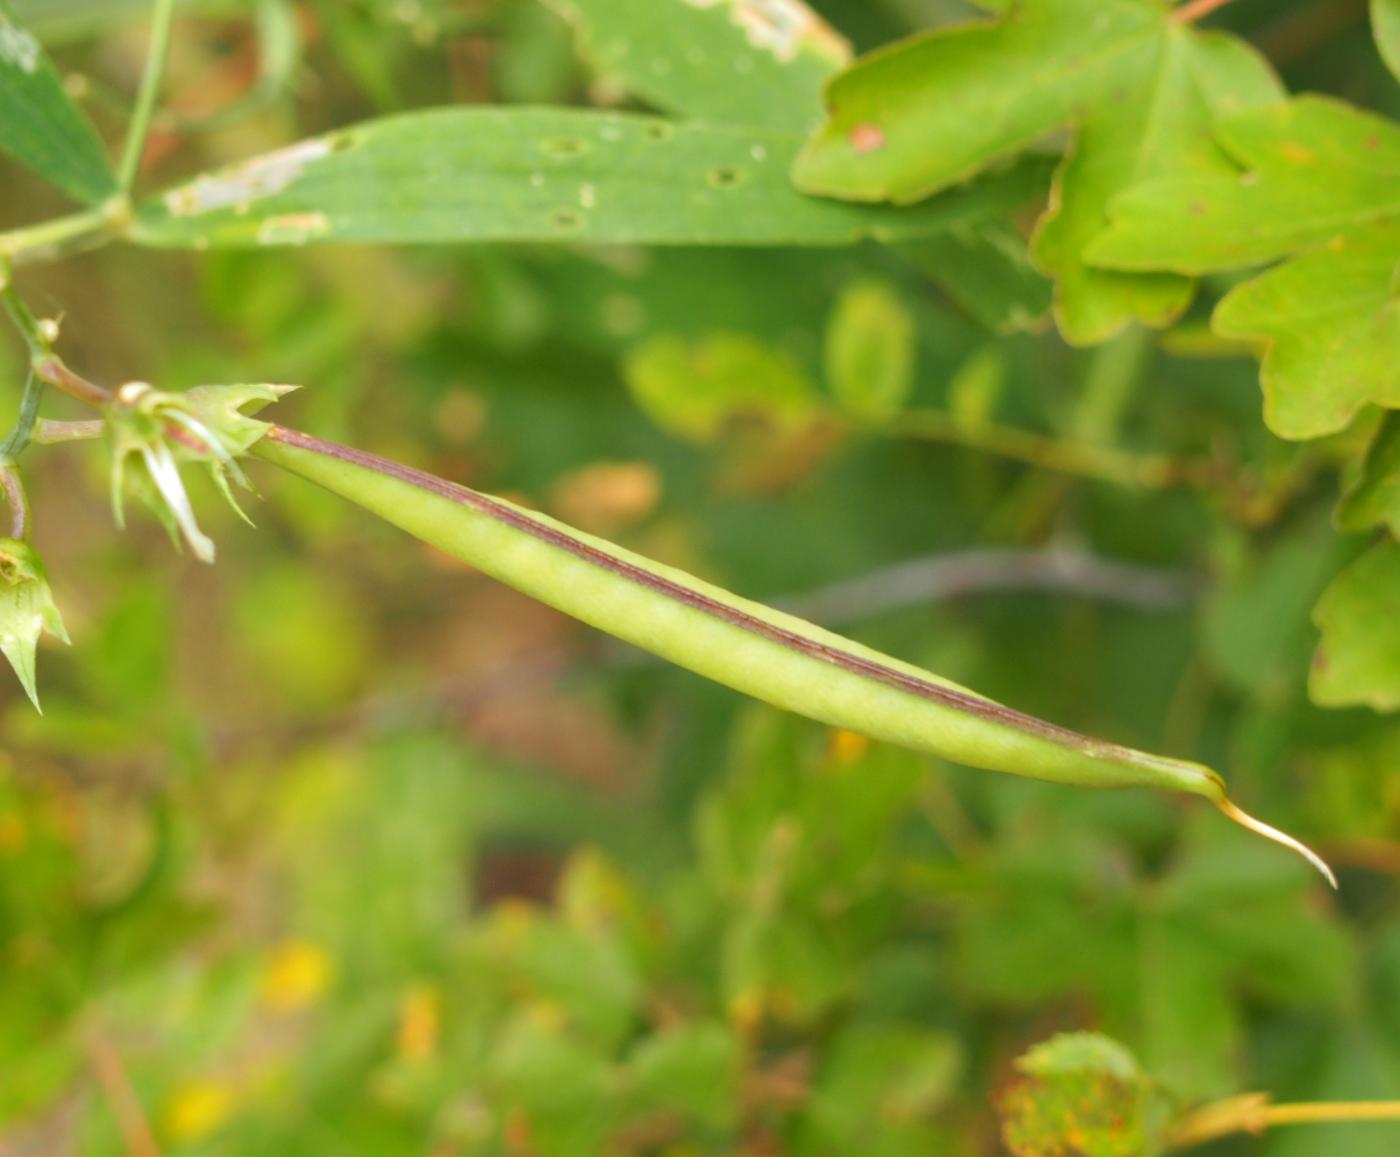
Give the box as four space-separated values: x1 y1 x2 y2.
849 122 885 154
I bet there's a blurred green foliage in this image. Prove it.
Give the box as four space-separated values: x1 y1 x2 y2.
1 0 1400 1154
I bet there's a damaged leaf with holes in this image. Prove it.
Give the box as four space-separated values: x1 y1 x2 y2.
542 0 849 131
133 109 1047 249
997 1033 1172 1157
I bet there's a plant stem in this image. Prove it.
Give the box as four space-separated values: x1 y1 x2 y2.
0 370 44 461
0 198 131 268
0 463 28 539
117 0 179 191
1172 0 1236 23
0 274 112 406
1169 1094 1400 1150
34 356 112 406
32 418 106 444
883 409 1220 490
83 1024 163 1157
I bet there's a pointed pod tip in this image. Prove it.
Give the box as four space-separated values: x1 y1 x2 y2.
1216 798 1338 890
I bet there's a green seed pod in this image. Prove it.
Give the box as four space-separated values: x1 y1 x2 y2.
252 425 1333 886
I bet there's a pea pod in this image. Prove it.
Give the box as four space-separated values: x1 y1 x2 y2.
253 425 1334 886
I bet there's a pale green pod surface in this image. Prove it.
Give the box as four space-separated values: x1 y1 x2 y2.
252 426 1333 884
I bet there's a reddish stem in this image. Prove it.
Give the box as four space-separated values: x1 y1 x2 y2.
1173 0 1235 23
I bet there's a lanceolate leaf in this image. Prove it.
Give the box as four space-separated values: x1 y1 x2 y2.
542 0 849 132
1376 0 1400 84
0 0 116 204
1088 98 1400 439
791 0 1165 205
133 108 1047 249
1312 541 1400 712
1031 27 1282 345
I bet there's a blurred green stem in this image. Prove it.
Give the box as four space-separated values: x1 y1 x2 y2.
1169 1094 1400 1149
885 408 1221 490
0 198 130 267
117 0 179 190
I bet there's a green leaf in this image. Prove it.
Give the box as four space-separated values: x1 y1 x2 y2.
1201 518 1354 699
1337 412 1400 535
134 109 1045 250
490 1014 618 1155
476 905 642 1048
1376 0 1400 84
1090 98 1400 271
1311 541 1400 711
1031 27 1281 345
792 0 1165 205
799 1025 961 1156
543 0 849 131
1213 223 1400 440
0 0 116 204
996 1032 1166 1157
625 1021 740 1132
824 279 916 423
1087 98 1400 439
624 331 817 442
900 220 1053 333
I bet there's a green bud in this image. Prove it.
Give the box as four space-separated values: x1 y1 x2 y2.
0 539 70 712
106 381 297 563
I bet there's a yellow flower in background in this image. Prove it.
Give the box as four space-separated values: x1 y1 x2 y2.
828 728 870 765
396 984 441 1062
162 1079 236 1144
0 811 26 856
260 940 333 1012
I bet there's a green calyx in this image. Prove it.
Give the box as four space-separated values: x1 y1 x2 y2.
0 538 69 712
105 381 296 562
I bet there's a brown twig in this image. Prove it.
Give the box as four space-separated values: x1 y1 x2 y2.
778 546 1199 622
83 1024 163 1157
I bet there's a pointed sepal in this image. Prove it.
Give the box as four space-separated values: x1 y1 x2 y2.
0 539 69 712
105 381 297 563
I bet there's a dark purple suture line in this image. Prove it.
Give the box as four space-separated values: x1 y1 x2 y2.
267 425 1133 758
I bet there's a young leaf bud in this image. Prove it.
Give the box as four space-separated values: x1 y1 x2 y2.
0 539 69 712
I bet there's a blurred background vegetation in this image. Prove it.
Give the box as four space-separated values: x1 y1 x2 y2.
1 0 1399 1153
